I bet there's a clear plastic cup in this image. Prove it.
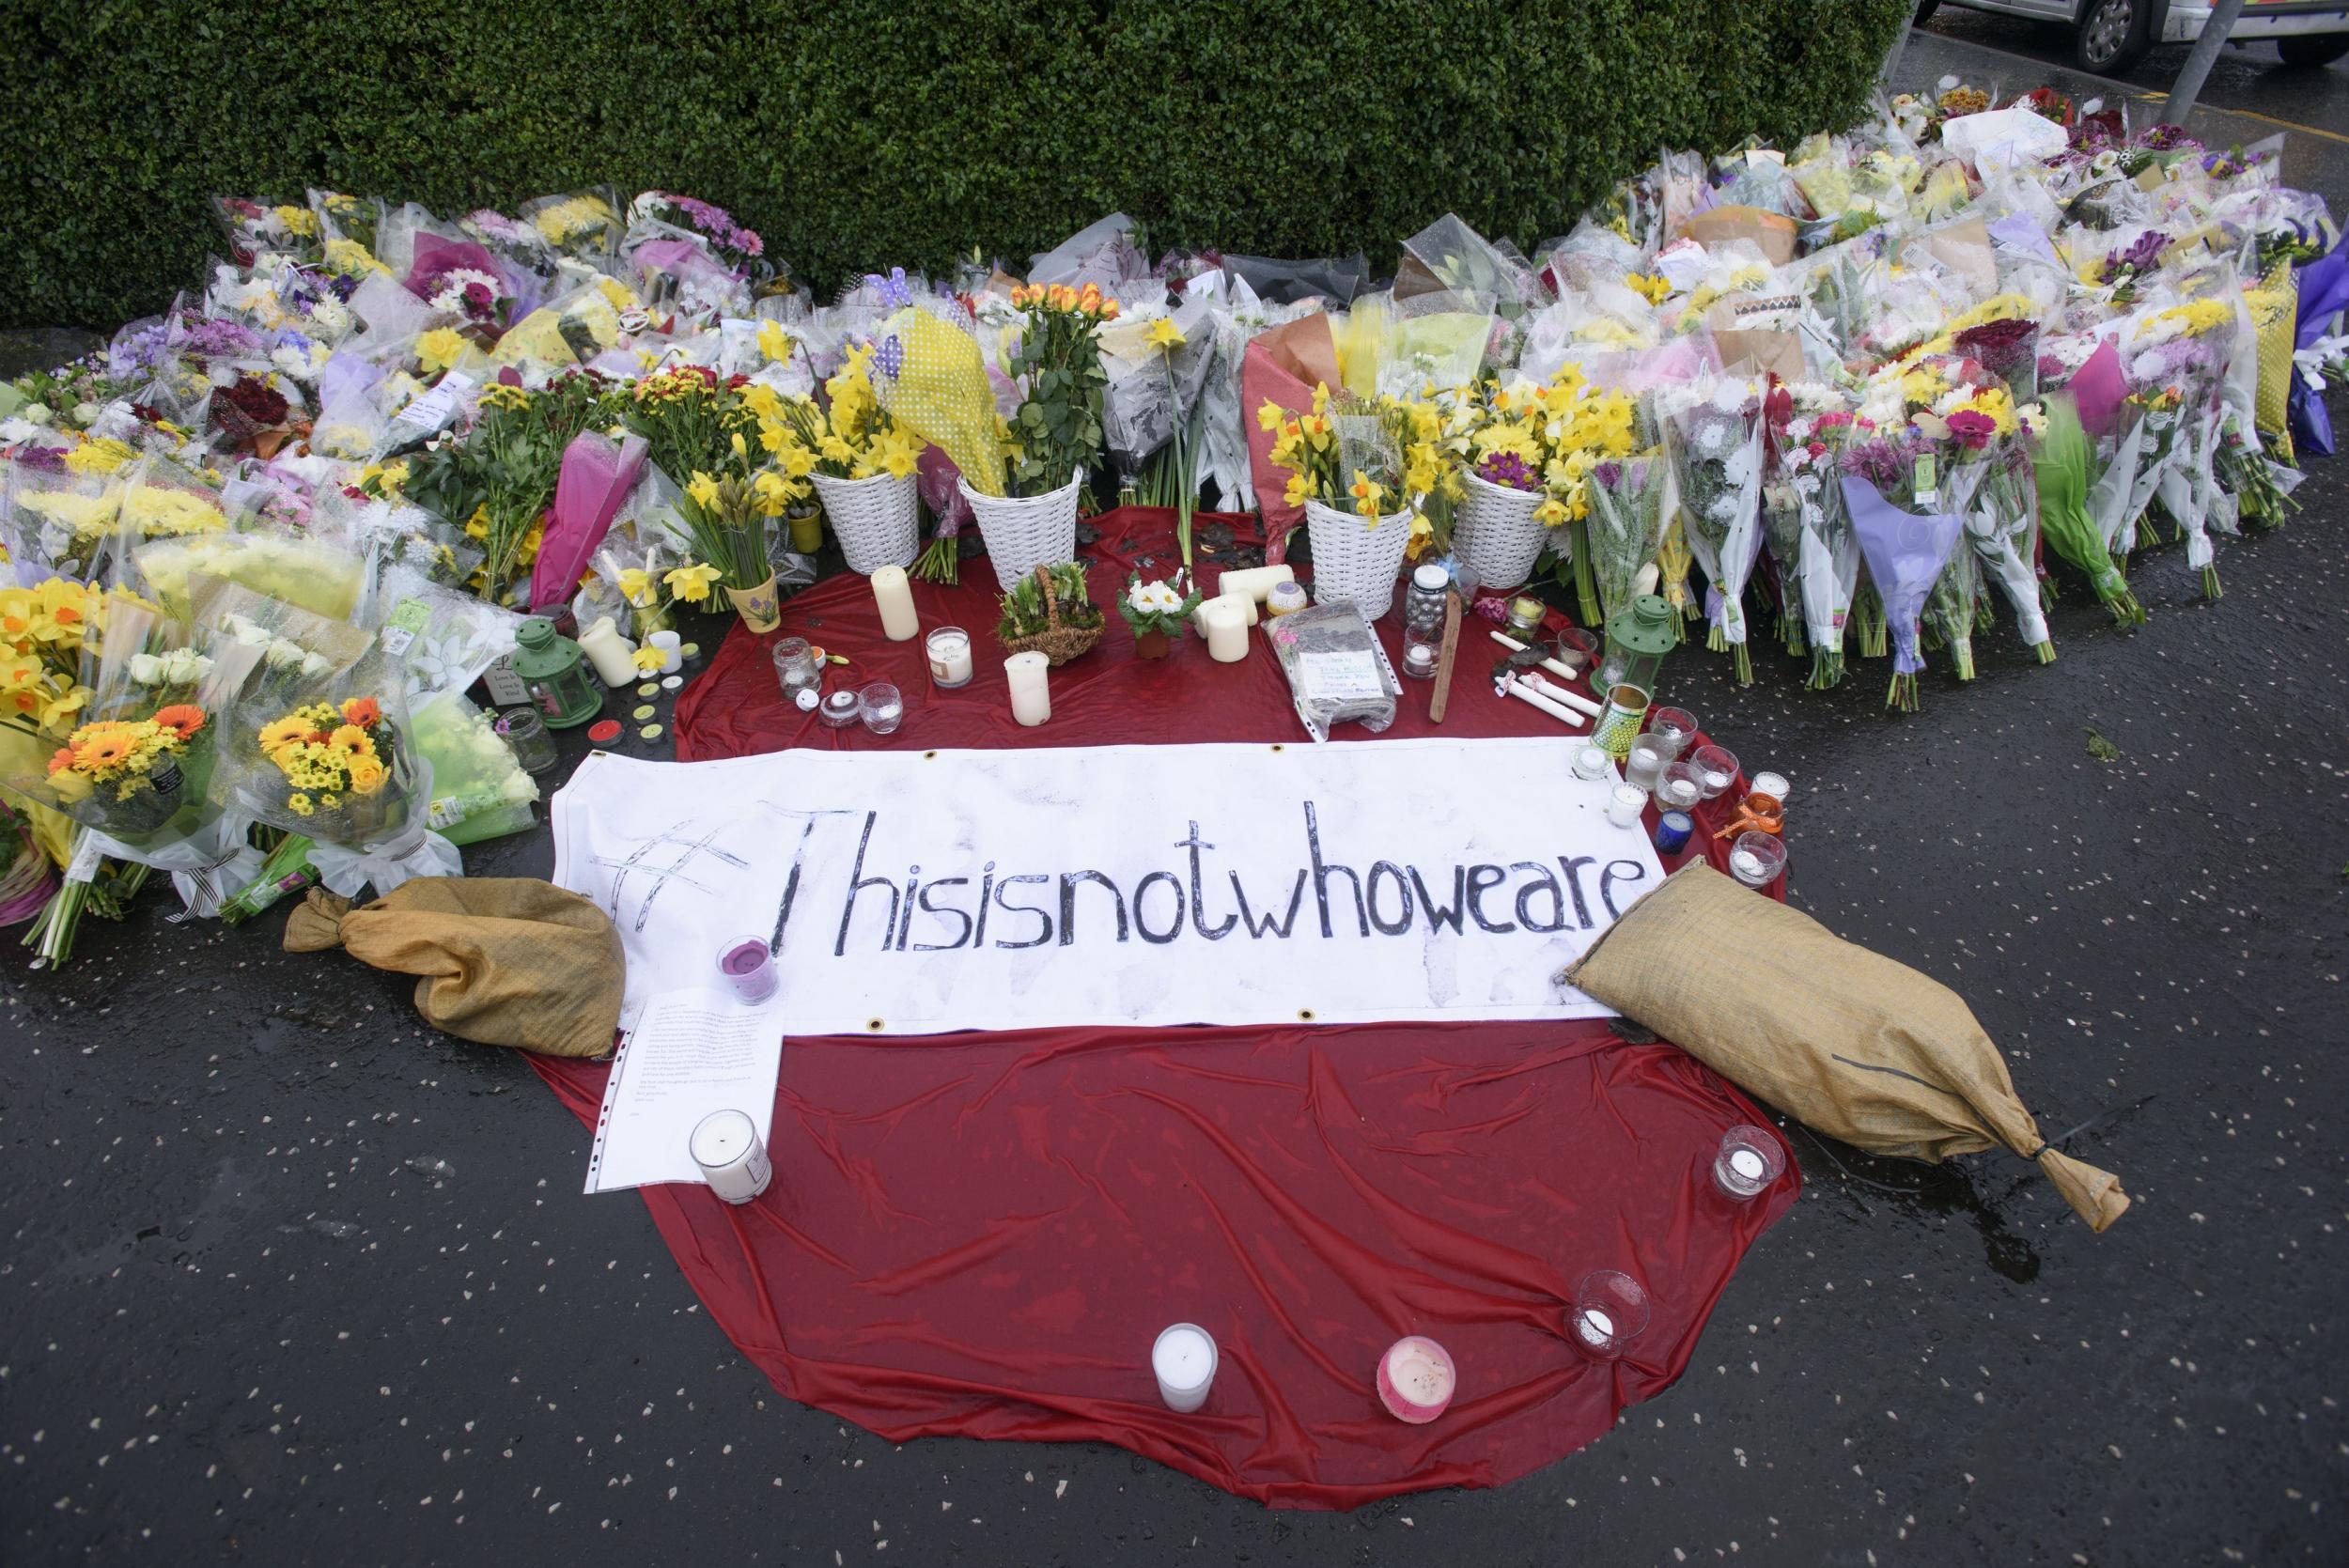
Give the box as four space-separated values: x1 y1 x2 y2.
1625 733 1674 791
857 681 904 736
1646 706 1698 757
1690 743 1739 800
1728 830 1786 888
1712 1125 1785 1199
1571 1269 1651 1359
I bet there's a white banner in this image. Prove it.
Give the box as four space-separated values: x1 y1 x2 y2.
551 738 1665 1035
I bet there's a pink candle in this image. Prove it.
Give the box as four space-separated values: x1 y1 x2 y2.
1375 1335 1456 1423
718 936 778 1003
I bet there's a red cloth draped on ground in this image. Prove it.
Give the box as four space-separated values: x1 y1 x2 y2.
534 505 1797 1508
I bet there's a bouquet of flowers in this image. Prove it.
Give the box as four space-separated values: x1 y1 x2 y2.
1840 454 1964 712
1788 411 1870 689
628 191 767 277
6 455 227 583
2034 382 2147 627
1580 448 1671 630
1003 280 1114 496
1661 372 1766 682
1967 439 2056 664
405 374 611 603
412 691 538 846
2128 291 2241 596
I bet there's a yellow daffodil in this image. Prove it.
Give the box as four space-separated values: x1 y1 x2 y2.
756 320 793 362
616 567 656 608
664 563 723 604
416 328 470 374
686 473 723 512
631 645 665 672
1144 318 1186 350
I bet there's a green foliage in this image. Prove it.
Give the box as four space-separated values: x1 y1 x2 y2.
2 0 1905 329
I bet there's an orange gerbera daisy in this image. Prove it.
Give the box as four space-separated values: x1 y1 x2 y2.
152 704 206 740
73 731 135 770
339 696 381 728
47 746 76 776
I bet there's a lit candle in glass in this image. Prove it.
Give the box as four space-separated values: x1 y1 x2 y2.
926 627 973 688
1005 651 1050 727
1152 1323 1217 1413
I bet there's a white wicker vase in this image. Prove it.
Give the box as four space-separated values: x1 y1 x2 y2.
960 473 1081 592
1304 499 1416 621
810 471 920 575
1453 471 1551 594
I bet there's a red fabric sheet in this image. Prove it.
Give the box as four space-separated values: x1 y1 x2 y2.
539 506 1797 1508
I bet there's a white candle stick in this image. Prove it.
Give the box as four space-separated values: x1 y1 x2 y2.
1515 668 1605 718
1216 565 1296 603
1493 672 1588 729
1487 629 1589 691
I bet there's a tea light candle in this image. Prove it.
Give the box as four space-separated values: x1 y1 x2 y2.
1574 1307 1616 1349
1202 597 1250 662
577 615 639 686
1570 743 1614 782
1218 564 1295 603
1005 650 1050 726
871 565 919 642
926 627 973 688
1730 846 1765 880
1376 1335 1456 1423
1152 1323 1218 1413
689 1110 772 1205
1712 1125 1785 1199
649 629 683 674
1606 782 1647 828
716 935 778 1003
1654 809 1693 855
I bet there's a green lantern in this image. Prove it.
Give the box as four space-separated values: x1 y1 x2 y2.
1598 594 1676 696
509 617 603 729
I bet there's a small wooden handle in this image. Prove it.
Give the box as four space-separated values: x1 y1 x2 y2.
1427 591 1465 724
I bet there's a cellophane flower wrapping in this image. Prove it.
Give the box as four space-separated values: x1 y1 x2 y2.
368 562 526 707
412 691 537 846
1841 474 1964 707
1099 296 1215 483
135 518 365 622
1967 444 2053 658
869 303 1005 499
1662 371 1766 673
1584 449 1671 629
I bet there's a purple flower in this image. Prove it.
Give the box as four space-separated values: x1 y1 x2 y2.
1475 450 1540 491
2105 230 2170 276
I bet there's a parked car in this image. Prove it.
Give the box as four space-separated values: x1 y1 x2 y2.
1918 0 2349 73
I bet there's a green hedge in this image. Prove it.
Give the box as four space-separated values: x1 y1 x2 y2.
4 1 1905 330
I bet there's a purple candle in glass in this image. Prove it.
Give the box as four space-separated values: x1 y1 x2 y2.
718 935 778 1003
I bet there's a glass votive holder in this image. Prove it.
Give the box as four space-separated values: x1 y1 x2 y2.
1570 1269 1651 1359
1646 706 1698 757
1712 1125 1785 1200
492 707 559 775
1750 769 1790 803
1653 810 1693 855
1728 830 1787 889
1605 782 1647 829
817 689 861 728
858 681 904 736
1624 733 1674 791
1654 761 1703 815
772 636 821 696
1570 742 1615 783
926 626 974 689
1690 743 1739 800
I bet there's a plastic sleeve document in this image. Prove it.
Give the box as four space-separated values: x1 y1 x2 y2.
583 989 784 1194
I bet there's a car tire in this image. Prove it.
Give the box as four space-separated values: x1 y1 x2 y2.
2277 34 2349 67
2075 0 2152 73
1914 0 1939 22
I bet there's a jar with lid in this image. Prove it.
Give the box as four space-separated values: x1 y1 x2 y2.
493 707 560 774
772 636 822 697
1400 565 1450 681
508 617 603 729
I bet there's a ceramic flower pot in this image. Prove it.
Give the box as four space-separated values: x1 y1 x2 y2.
726 574 782 634
1133 628 1173 660
786 507 823 555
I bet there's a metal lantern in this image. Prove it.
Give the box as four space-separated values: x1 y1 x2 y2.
509 617 604 730
1599 594 1676 696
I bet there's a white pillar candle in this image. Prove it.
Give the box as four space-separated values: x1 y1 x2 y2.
576 615 639 687
1004 650 1050 726
1202 598 1250 662
1152 1323 1218 1413
689 1110 772 1205
649 629 683 674
871 565 919 642
1191 591 1257 632
1217 564 1296 603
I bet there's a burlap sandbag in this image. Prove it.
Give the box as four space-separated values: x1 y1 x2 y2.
1566 862 2128 1232
285 877 623 1059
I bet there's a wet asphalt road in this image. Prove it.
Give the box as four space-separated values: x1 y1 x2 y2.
7 38 2349 1568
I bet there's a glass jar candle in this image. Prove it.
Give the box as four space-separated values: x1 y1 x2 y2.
1646 706 1698 757
772 637 822 697
492 707 559 775
1690 744 1739 800
925 627 974 689
1712 1125 1785 1200
1502 595 1546 642
1605 782 1647 828
1570 743 1614 783
1655 761 1703 814
1401 565 1449 680
1728 830 1786 889
1570 1269 1651 1359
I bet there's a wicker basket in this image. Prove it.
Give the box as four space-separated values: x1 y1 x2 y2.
810 471 920 575
961 473 1081 593
1453 471 1550 594
998 565 1104 667
1304 499 1416 621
